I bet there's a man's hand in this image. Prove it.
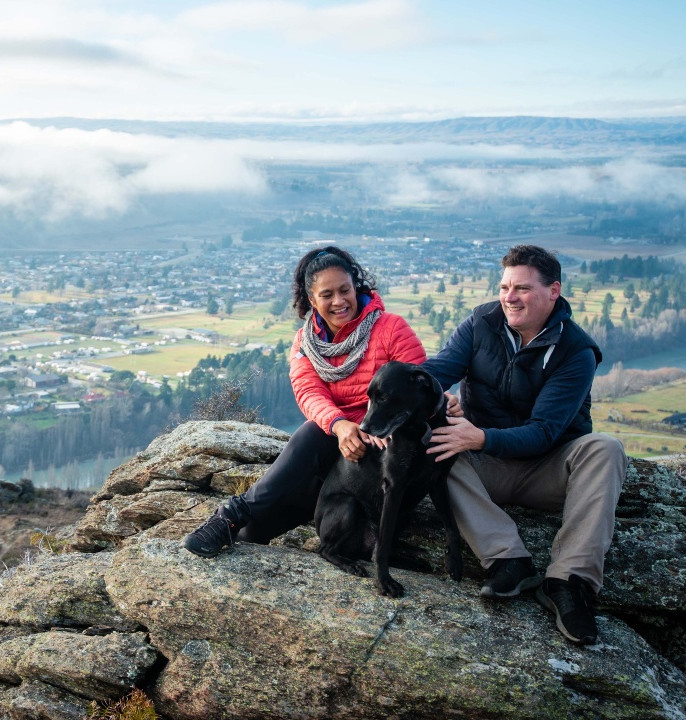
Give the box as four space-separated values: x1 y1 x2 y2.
427 415 485 462
445 392 463 417
332 419 386 461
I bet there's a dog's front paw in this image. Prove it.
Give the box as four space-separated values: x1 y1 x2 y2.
376 575 404 598
348 561 369 577
445 548 463 581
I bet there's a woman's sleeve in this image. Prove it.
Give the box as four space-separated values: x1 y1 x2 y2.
385 314 427 364
289 332 343 434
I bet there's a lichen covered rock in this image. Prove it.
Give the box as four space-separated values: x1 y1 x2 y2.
2 421 685 719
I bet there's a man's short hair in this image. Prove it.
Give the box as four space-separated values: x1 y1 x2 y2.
501 245 561 286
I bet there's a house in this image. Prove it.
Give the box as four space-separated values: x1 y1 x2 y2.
53 401 81 414
25 372 63 389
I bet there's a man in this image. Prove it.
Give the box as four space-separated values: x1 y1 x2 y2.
424 245 627 645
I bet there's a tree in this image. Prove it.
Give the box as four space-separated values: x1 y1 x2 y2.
110 370 136 388
188 367 207 390
269 295 289 317
221 235 234 248
600 293 615 329
602 293 616 312
159 378 173 406
225 296 234 315
207 296 219 315
411 281 419 295
436 279 446 294
419 295 434 316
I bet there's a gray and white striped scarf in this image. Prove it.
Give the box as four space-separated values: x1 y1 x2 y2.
300 308 382 382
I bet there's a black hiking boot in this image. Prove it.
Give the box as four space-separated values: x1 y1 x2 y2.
480 556 542 598
183 506 241 558
536 574 598 645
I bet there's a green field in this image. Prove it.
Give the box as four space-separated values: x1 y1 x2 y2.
96 342 241 377
593 379 686 457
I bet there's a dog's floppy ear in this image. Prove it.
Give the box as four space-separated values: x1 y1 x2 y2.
410 366 443 400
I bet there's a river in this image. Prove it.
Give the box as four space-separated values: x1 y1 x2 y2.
3 451 136 492
597 348 686 375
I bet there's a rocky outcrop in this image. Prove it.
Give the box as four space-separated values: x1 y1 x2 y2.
1 420 685 719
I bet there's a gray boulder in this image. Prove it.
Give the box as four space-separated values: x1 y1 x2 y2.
0 420 684 719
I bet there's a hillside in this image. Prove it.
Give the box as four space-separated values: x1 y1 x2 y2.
0 484 91 568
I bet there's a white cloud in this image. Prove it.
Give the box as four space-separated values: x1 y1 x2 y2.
178 0 429 50
433 160 686 205
0 123 267 221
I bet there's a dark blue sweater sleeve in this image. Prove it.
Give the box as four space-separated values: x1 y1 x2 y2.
482 347 597 458
421 315 473 390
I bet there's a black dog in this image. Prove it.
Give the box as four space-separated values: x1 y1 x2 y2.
314 361 463 597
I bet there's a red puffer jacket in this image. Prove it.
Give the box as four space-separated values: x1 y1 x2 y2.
289 292 426 434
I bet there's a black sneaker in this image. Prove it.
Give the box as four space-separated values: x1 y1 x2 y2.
536 574 598 645
183 506 240 558
480 557 542 598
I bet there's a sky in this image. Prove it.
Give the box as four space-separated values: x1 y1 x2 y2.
1 0 685 122
1 0 685 229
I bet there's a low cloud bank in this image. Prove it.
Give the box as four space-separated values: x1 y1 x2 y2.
432 161 686 204
0 121 683 222
0 122 267 221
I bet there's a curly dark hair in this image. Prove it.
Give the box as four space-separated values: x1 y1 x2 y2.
501 245 561 286
291 245 377 319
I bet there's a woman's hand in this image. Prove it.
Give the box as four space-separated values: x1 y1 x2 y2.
332 419 386 461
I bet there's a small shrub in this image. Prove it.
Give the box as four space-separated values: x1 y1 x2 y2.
192 375 262 423
30 531 67 554
89 688 158 720
663 453 686 479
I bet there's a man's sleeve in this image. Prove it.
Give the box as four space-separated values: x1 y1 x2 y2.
421 315 473 390
482 347 597 458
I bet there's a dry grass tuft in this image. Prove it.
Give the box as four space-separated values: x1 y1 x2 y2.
88 688 158 720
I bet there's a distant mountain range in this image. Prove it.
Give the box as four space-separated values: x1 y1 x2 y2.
11 114 686 147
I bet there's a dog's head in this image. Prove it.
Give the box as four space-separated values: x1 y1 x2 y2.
360 361 444 439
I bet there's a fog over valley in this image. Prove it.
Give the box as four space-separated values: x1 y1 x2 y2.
0 116 685 250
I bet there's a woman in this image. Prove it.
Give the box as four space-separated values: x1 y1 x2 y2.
183 245 426 557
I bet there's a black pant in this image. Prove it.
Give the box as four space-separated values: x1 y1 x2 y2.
227 421 340 544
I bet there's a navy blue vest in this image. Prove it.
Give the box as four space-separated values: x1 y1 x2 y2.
462 300 601 448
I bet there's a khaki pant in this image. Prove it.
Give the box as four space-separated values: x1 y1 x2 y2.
446 433 627 593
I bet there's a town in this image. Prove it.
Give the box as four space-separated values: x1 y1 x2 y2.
1 232 685 482
0 234 514 411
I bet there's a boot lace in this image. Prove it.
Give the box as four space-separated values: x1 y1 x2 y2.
194 510 235 546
